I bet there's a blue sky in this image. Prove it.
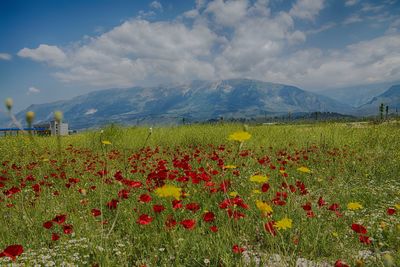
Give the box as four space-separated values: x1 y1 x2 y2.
0 0 399 111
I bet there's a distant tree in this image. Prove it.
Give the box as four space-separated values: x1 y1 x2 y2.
379 103 384 120
385 105 389 120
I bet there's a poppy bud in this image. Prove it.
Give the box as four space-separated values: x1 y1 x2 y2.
54 111 63 123
26 111 35 125
5 98 13 111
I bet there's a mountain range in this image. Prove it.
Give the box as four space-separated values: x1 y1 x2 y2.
1 79 399 129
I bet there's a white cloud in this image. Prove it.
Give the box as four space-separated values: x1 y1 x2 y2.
344 0 358 7
16 0 399 91
0 53 12 60
150 1 163 11
85 108 97 115
27 86 41 95
18 44 68 67
289 0 325 21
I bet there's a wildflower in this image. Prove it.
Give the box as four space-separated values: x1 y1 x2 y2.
228 131 251 142
252 189 261 194
332 232 339 238
137 214 153 225
261 183 270 192
52 214 67 225
359 235 372 245
250 175 269 183
255 200 273 214
91 209 101 217
186 203 201 213
139 194 152 203
0 245 23 261
297 166 311 173
43 221 53 229
223 165 237 169
275 217 292 230
209 225 218 232
264 221 276 236
107 199 119 210
387 208 396 215
232 244 245 254
334 260 349 267
155 185 182 200
229 191 238 197
351 223 367 234
203 211 215 222
395 204 400 210
51 233 60 241
347 202 363 210
153 204 165 213
63 224 73 234
180 219 196 230
102 140 112 145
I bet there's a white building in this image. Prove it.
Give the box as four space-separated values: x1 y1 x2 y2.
33 121 69 136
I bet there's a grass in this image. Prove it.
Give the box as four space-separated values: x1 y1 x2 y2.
0 122 399 266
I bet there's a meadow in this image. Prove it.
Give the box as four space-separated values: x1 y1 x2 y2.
0 122 399 266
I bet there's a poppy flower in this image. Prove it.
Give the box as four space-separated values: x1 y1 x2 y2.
261 183 270 192
185 203 200 213
209 225 218 232
139 194 152 203
165 216 177 228
107 199 119 210
52 233 60 241
43 221 53 229
172 199 183 209
63 224 73 234
387 208 396 215
317 197 327 207
351 223 367 234
203 211 215 222
359 235 372 245
180 219 196 230
334 260 349 267
0 245 24 261
91 208 101 217
137 214 153 225
118 189 130 199
153 204 165 213
264 221 276 236
232 244 245 254
52 214 67 225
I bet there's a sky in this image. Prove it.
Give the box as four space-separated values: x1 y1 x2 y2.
0 0 399 111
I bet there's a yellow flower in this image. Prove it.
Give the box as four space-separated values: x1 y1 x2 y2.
332 231 339 238
229 191 238 197
228 131 251 142
249 175 269 183
395 204 400 210
347 202 363 210
255 200 273 214
297 166 311 173
380 221 387 230
223 165 237 169
275 217 292 230
252 189 261 194
102 140 112 145
155 185 182 200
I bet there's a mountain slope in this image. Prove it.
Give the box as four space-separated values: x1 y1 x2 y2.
4 79 354 129
357 85 400 116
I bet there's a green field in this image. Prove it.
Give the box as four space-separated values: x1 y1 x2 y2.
0 122 399 266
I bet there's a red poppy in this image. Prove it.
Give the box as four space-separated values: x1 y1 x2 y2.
203 211 215 222
261 183 270 192
334 260 349 267
351 223 367 234
153 204 165 213
232 244 245 254
0 245 24 261
209 225 218 232
43 221 53 229
91 208 101 217
107 199 119 210
302 202 312 211
172 200 183 209
63 224 73 234
227 209 245 220
180 219 196 230
185 203 200 213
52 233 60 241
317 197 327 207
137 214 153 225
359 235 372 245
264 221 276 236
387 208 396 215
52 214 67 224
165 216 177 228
139 194 152 203
118 189 130 199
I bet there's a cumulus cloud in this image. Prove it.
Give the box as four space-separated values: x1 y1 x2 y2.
16 0 399 90
0 53 12 60
344 0 358 7
27 86 41 95
18 44 68 67
289 0 325 21
150 1 163 11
